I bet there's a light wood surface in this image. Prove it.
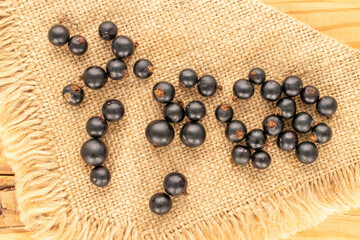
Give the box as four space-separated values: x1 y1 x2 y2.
1 0 359 239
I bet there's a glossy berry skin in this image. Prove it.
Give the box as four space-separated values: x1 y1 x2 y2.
262 115 283 136
163 102 185 123
215 104 234 123
246 129 267 150
292 112 314 133
233 79 254 99
106 58 128 80
149 193 172 215
86 115 108 138
62 84 84 105
310 123 332 144
145 120 174 147
252 150 271 170
83 66 108 89
98 21 118 41
90 166 111 187
300 85 319 104
261 80 282 102
111 35 134 59
180 122 206 148
197 75 218 97
80 139 108 166
68 35 88 55
133 59 153 79
225 120 247 143
275 97 296 119
152 82 175 104
316 96 338 117
231 145 251 165
248 68 266 85
282 76 303 97
185 101 206 121
102 99 125 122
179 68 198 88
163 172 188 196
296 141 318 164
48 25 69 46
277 130 298 151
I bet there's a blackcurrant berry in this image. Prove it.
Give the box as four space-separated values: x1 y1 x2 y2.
180 122 206 148
106 58 128 80
248 68 266 85
90 166 111 187
145 120 174 147
296 141 318 164
300 85 319 104
111 35 134 59
152 82 175 104
133 59 153 79
102 99 125 122
292 112 314 133
68 35 88 55
48 25 69 46
316 96 338 117
197 75 218 97
80 139 108 166
149 193 172 215
309 123 332 144
277 130 298 151
282 76 303 97
233 79 254 100
185 101 206 121
163 102 185 123
225 120 247 143
86 115 108 138
262 115 283 136
62 84 84 105
163 172 188 196
252 150 271 170
215 104 234 123
260 80 282 102
83 66 108 89
179 68 198 88
98 21 118 41
275 97 296 119
231 145 251 165
246 129 267 150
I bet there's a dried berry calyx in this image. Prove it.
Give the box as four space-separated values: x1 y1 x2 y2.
76 36 86 44
220 104 230 111
154 88 164 98
235 130 244 139
267 119 277 129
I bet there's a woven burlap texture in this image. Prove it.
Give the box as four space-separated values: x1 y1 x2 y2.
0 0 359 239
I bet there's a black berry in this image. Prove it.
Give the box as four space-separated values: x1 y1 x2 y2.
48 25 69 46
102 99 125 122
185 101 206 121
275 97 296 119
68 35 88 55
145 120 174 147
83 66 108 89
180 122 206 148
292 112 314 133
86 115 108 138
252 150 271 170
90 166 111 187
225 120 247 143
282 76 303 97
197 75 218 97
262 115 283 136
163 102 185 123
233 79 254 100
152 82 175 104
163 172 188 196
106 58 128 80
246 129 267 150
248 68 266 85
260 80 282 102
231 145 251 165
149 193 172 215
179 68 198 88
62 84 84 105
309 123 332 144
98 21 118 41
277 130 298 151
300 85 319 104
111 35 134 59
215 104 234 123
133 59 153 79
316 96 338 117
80 139 108 166
296 141 318 164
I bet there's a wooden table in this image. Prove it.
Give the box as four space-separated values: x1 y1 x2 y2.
1 0 359 239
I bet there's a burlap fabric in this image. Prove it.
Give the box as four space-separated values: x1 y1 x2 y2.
0 0 359 239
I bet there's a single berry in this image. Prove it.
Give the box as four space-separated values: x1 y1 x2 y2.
248 68 266 85
233 79 254 99
179 68 198 88
163 172 188 196
252 150 271 170
111 35 134 59
300 85 319 104
62 84 84 105
225 120 247 143
163 102 185 123
309 123 332 144
106 58 128 80
262 115 283 136
277 130 298 151
68 35 88 55
282 76 303 97
231 145 251 165
246 129 267 150
48 25 69 46
180 122 206 148
133 59 154 79
260 80 282 102
197 75 218 97
292 112 314 133
80 139 108 166
149 193 172 215
316 96 338 117
90 166 111 187
83 66 108 89
152 82 175 104
185 101 206 121
275 97 296 119
98 21 118 41
86 115 108 138
102 99 125 122
296 141 318 164
215 104 234 123
145 120 174 147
